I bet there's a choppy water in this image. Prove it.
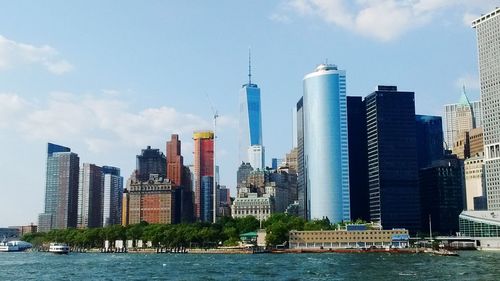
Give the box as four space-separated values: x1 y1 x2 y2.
1 251 499 280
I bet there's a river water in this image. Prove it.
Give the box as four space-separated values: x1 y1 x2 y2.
1 251 499 280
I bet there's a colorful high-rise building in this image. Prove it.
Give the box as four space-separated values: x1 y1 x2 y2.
365 86 421 233
239 52 264 169
473 8 500 210
193 131 214 221
38 143 79 232
102 166 123 227
302 64 350 222
77 163 103 228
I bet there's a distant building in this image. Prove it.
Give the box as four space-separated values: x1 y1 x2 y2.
419 155 464 235
121 189 129 226
473 7 500 211
464 156 487 210
128 175 175 224
237 162 253 187
218 185 231 217
296 97 308 220
8 224 37 236
38 143 79 232
365 86 421 233
443 88 481 149
347 96 369 222
193 131 214 221
166 134 183 186
0 228 19 241
248 145 265 171
136 146 166 182
289 227 409 249
285 148 298 172
452 128 484 160
102 166 123 227
231 193 273 222
77 163 103 228
416 115 444 169
200 176 214 222
303 64 350 222
239 54 264 166
271 158 283 170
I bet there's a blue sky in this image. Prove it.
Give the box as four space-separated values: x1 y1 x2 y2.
0 0 497 226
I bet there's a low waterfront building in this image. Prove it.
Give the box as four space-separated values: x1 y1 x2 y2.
459 211 500 249
289 226 409 249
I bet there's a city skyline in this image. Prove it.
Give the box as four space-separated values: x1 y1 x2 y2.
0 1 497 226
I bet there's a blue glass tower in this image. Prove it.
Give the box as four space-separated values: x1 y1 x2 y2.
303 64 350 222
239 52 264 169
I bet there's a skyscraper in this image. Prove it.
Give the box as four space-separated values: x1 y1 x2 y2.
443 88 482 149
239 53 264 168
347 96 369 222
136 146 166 181
38 143 79 232
102 166 123 227
77 163 103 228
296 97 308 220
365 86 421 233
303 64 350 222
248 145 265 171
166 134 183 186
193 131 214 221
416 115 444 169
473 8 500 210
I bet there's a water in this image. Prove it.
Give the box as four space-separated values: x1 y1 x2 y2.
1 251 500 280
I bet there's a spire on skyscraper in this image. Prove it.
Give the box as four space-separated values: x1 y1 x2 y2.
248 47 252 85
459 84 471 106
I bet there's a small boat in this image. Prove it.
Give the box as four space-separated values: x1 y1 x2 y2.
432 249 459 256
49 243 70 254
0 240 32 252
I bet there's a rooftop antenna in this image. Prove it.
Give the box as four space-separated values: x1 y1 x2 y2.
248 47 252 85
205 93 219 224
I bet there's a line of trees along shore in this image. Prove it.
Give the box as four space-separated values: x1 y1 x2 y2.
23 214 366 249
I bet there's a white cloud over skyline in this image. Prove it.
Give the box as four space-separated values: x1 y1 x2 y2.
273 0 498 41
0 35 73 74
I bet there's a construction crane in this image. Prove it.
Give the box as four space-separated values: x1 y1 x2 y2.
206 93 219 223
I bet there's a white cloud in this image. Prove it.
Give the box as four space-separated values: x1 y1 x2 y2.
456 74 480 90
0 35 73 74
275 0 499 41
0 92 237 154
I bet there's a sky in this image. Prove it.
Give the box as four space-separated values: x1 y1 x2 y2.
0 0 497 226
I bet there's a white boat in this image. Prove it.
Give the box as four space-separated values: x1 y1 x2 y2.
49 243 70 254
0 240 32 252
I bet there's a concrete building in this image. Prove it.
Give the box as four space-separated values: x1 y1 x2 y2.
464 156 487 210
303 64 350 222
102 166 123 227
77 163 103 228
365 86 421 234
231 193 273 222
285 148 298 172
121 189 129 226
472 8 500 210
289 226 409 249
443 88 482 149
38 143 79 232
452 128 484 160
193 131 214 221
128 175 175 224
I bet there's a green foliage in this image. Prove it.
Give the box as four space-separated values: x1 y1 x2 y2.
263 213 306 246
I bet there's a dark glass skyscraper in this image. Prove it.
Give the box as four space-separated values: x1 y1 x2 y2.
136 146 166 181
200 176 214 223
419 154 464 235
38 143 79 232
347 96 369 222
416 115 444 169
365 86 421 233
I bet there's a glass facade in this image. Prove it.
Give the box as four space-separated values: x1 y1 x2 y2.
239 84 263 165
200 176 214 223
459 211 500 237
303 64 350 222
102 166 123 227
416 115 444 169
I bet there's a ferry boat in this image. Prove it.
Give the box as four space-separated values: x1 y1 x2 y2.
49 243 70 254
0 240 32 252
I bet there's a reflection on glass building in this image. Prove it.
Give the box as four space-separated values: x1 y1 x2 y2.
239 55 264 169
303 64 350 222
